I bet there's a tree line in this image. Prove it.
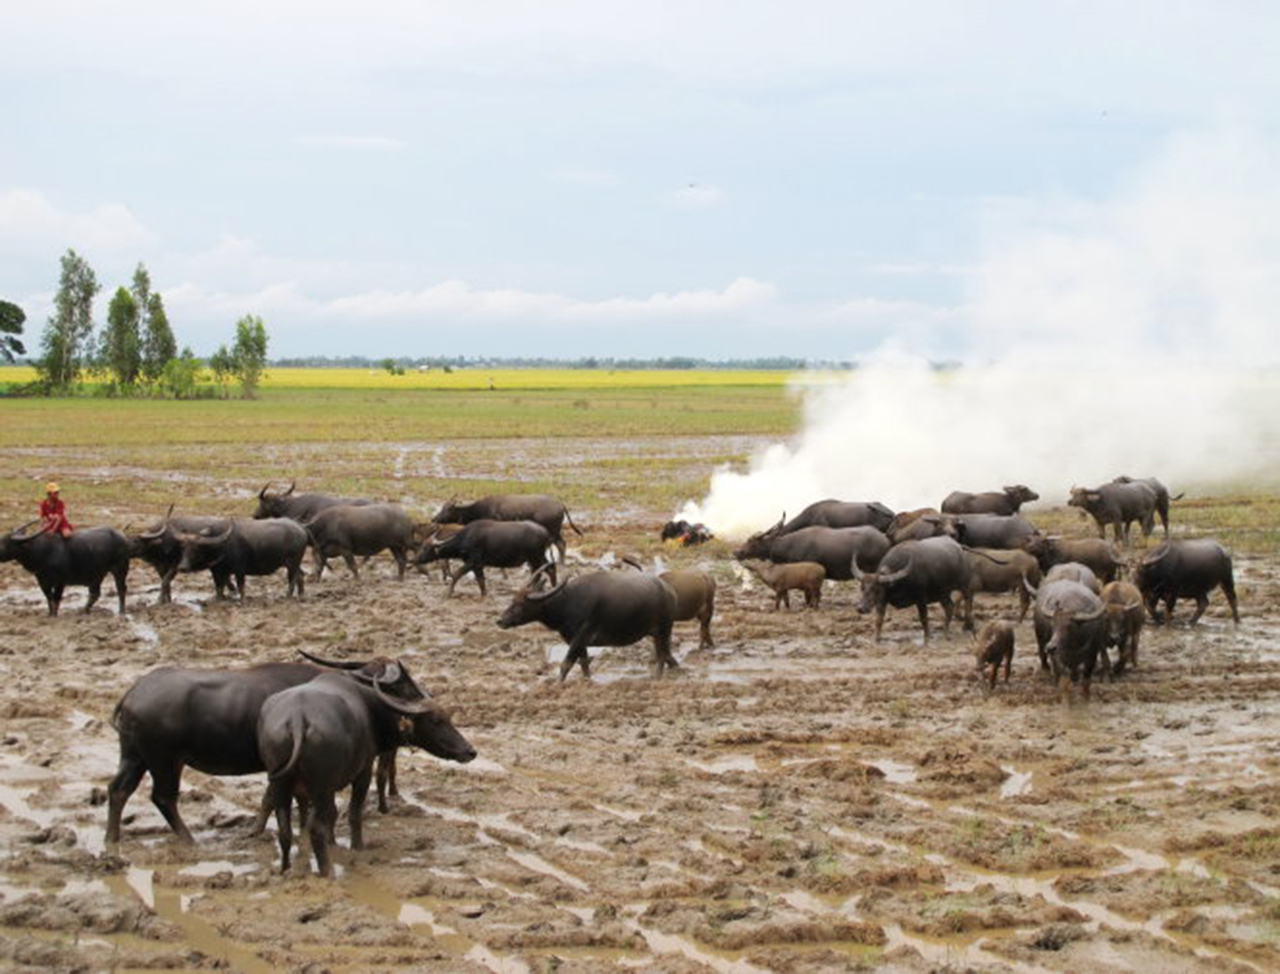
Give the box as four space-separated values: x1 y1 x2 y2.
1 248 269 398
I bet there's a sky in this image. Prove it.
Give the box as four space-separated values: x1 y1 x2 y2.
3 2 1280 360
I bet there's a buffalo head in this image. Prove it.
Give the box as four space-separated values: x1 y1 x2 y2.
496 566 563 629
253 481 296 519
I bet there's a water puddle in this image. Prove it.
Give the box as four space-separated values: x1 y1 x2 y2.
686 754 760 774
107 869 286 974
596 803 644 822
129 619 160 646
625 914 770 974
177 860 259 878
507 849 590 891
1000 764 1034 798
866 758 918 784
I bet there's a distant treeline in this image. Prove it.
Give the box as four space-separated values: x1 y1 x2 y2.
271 355 857 371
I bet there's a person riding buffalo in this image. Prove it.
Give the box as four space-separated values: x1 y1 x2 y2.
39 482 73 538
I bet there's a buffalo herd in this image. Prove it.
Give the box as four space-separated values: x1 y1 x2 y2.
0 475 1245 874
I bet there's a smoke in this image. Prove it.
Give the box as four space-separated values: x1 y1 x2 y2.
681 128 1280 539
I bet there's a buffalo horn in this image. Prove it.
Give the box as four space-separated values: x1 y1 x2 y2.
850 561 863 581
372 678 436 715
298 648 369 670
876 562 912 585
1022 574 1039 598
284 481 296 497
9 519 42 541
1073 603 1107 623
1142 543 1172 566
184 522 234 545
1122 599 1142 612
527 578 567 602
258 483 271 501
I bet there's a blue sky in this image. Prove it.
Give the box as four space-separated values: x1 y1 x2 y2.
3 2 1279 360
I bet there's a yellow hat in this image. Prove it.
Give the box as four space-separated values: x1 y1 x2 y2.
46 482 60 494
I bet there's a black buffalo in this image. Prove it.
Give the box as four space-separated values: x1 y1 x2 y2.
497 569 678 681
106 653 426 844
1134 539 1240 626
949 514 1040 550
1068 482 1158 545
0 523 131 615
1112 475 1182 538
305 503 414 580
941 485 1039 516
762 499 896 537
1032 579 1109 700
176 518 309 599
259 672 475 876
128 510 236 603
735 525 889 581
417 519 555 596
253 482 373 521
1022 536 1124 584
434 494 581 561
854 536 971 641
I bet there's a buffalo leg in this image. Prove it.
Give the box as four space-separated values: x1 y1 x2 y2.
699 608 714 648
160 566 177 604
653 624 678 678
1188 594 1210 626
376 749 398 813
1223 579 1241 624
874 604 887 641
560 630 596 682
1003 649 1013 684
236 572 247 601
446 561 475 597
312 549 329 579
781 590 790 610
148 760 194 843
474 566 488 597
113 566 128 613
340 551 360 579
307 795 337 878
85 582 101 613
392 547 406 581
917 602 931 642
348 766 373 850
105 753 148 844
270 784 292 873
1163 596 1177 626
940 594 955 635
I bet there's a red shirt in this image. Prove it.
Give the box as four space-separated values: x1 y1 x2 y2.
39 497 72 534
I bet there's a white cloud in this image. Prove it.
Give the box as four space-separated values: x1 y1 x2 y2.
0 189 154 254
667 183 726 209
553 168 621 186
294 135 406 151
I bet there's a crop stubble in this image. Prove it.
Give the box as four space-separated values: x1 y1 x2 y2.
0 380 1278 972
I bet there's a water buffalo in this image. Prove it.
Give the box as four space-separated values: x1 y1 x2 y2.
974 619 1016 689
497 569 677 681
658 569 716 648
958 547 1041 627
887 512 955 545
760 499 896 537
305 503 414 580
942 485 1039 516
1134 539 1239 626
253 482 373 521
1112 476 1182 537
949 514 1040 550
854 536 971 641
106 653 426 844
434 494 581 561
0 523 131 615
1068 482 1158 545
735 525 889 581
1100 580 1144 674
1032 579 1108 700
417 519 554 597
176 518 309 599
1042 561 1102 594
259 672 476 876
128 510 237 602
741 559 825 610
1022 536 1124 584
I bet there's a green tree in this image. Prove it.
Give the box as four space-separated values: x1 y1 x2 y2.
158 346 201 399
231 314 269 398
209 344 235 396
0 300 26 364
102 286 142 389
36 249 100 391
141 291 176 383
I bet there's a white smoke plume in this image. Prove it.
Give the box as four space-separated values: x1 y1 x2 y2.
681 128 1280 539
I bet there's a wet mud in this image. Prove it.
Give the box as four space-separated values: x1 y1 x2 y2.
1 438 1278 972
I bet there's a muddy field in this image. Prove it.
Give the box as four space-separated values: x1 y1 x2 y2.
1 435 1278 973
